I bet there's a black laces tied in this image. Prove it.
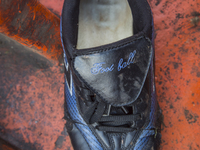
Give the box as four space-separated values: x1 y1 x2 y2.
78 86 144 133
84 101 143 132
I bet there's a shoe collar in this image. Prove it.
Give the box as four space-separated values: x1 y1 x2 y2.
61 0 153 57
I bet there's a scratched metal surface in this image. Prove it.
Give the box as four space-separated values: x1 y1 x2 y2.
0 0 200 149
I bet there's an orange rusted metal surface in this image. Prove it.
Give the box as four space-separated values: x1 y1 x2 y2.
38 0 64 16
0 0 62 61
151 0 200 149
0 138 18 150
0 0 200 149
0 33 72 150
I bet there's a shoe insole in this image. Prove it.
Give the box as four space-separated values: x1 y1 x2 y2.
77 0 133 49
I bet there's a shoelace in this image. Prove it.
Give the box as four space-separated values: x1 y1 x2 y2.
82 92 143 132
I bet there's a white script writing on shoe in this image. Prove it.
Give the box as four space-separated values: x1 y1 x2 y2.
91 50 136 75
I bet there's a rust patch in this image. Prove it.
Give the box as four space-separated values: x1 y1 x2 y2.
55 136 64 148
38 0 64 16
184 109 199 124
0 33 72 150
0 0 62 61
150 0 200 149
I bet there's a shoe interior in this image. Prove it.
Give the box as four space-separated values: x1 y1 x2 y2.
77 0 133 49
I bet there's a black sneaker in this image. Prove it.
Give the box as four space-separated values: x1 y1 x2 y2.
60 0 161 150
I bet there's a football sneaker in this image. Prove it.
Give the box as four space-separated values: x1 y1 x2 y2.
60 0 161 149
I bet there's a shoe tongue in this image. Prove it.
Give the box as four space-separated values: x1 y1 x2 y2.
74 37 152 106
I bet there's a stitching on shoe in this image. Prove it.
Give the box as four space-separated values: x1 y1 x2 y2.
74 34 148 56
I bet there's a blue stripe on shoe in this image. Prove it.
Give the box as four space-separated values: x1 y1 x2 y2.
64 74 103 150
62 45 103 150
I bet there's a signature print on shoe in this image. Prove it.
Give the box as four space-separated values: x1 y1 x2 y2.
91 50 136 75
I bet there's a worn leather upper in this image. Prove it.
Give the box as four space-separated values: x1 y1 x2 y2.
74 37 152 106
61 0 161 150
